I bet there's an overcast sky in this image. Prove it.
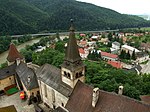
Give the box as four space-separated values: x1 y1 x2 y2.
77 0 150 15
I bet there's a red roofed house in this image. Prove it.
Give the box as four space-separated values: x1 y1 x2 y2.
107 60 122 69
7 43 24 65
80 33 86 37
79 48 89 59
101 51 119 61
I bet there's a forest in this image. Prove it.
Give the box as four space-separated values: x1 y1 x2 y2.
0 0 150 35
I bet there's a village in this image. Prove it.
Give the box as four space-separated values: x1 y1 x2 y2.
0 23 150 112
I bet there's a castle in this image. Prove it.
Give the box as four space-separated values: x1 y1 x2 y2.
0 21 150 112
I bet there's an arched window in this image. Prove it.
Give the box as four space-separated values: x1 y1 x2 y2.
64 71 67 77
67 73 71 79
62 103 64 107
76 73 79 78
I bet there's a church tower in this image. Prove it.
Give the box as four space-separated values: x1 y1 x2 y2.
61 20 85 88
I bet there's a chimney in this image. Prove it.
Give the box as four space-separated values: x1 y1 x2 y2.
92 88 99 107
16 58 21 66
118 86 123 95
28 76 31 83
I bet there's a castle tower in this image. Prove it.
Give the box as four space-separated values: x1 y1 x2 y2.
7 43 24 65
61 20 85 88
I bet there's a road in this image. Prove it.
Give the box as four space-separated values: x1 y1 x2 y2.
11 29 119 38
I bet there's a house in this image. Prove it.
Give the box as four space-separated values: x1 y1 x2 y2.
16 62 39 98
121 44 141 55
79 48 89 59
80 33 86 37
140 43 150 52
111 41 121 54
101 51 119 61
107 60 122 69
0 43 39 99
0 64 16 93
91 35 99 41
79 40 87 48
141 61 150 74
65 80 150 112
136 52 149 63
100 38 109 45
112 41 120 50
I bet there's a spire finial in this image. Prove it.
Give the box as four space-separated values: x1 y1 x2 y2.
69 19 75 31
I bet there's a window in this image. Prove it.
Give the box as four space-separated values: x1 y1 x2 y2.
62 103 64 107
76 72 83 79
76 73 79 78
44 85 47 98
67 73 71 79
64 71 71 79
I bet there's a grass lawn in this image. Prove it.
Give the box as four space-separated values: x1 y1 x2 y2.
6 87 18 95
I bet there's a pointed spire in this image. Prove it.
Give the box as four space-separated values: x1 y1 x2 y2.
64 19 81 63
7 43 23 62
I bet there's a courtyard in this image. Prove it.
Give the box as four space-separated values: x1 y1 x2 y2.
0 92 52 112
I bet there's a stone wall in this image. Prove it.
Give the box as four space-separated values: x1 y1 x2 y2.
0 75 15 90
39 81 69 109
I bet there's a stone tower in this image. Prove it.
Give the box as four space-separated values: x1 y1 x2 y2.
7 43 24 65
61 20 85 88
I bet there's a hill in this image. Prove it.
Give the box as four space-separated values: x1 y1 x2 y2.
0 0 150 35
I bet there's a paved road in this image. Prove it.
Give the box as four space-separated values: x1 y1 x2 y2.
11 29 119 38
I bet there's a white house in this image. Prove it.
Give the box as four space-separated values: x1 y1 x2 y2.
121 44 141 55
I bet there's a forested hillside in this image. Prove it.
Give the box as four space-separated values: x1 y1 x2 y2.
0 0 150 35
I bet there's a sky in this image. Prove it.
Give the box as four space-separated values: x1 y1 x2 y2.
77 0 150 15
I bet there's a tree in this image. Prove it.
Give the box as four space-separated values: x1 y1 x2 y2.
108 32 113 41
0 62 8 69
131 50 136 60
126 51 131 59
55 41 65 53
20 49 33 62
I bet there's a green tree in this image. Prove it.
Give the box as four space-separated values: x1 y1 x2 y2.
131 50 136 60
55 41 65 53
108 32 113 41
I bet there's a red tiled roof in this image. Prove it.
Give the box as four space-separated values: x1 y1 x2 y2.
101 51 118 59
7 43 23 62
107 60 122 69
80 34 86 36
79 48 85 54
66 81 150 112
140 95 150 104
